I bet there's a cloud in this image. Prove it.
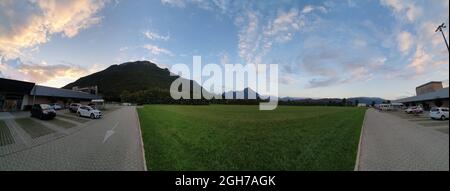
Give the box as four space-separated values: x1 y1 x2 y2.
299 38 387 88
380 0 422 22
347 0 357 7
407 45 430 74
143 30 170 41
264 9 306 43
237 11 260 64
279 75 295 85
237 5 325 65
0 57 93 86
0 0 108 59
212 0 228 13
301 5 327 14
160 0 186 8
142 44 173 56
381 0 449 80
119 46 129 52
396 31 414 54
160 0 221 11
307 77 341 88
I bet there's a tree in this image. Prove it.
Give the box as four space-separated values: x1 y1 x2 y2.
342 98 347 106
355 100 359 106
120 90 131 102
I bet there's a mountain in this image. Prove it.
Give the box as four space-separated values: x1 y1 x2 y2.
278 96 386 106
222 88 261 99
63 61 207 101
279 96 309 102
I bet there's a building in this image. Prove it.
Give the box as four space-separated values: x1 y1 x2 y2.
29 85 101 107
416 81 443 95
1 78 101 111
0 78 35 111
395 81 449 110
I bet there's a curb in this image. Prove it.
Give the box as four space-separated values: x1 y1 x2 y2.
134 106 147 171
354 108 369 171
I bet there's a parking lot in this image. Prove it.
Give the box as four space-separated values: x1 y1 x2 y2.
387 110 449 134
0 105 145 170
357 109 449 171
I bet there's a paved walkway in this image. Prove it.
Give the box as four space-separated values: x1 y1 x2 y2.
0 106 145 170
357 109 449 171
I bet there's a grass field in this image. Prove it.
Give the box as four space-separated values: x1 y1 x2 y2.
138 105 366 171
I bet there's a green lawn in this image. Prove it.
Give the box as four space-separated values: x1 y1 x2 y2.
138 105 366 171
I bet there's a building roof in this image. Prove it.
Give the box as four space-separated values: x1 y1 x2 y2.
395 87 449 103
416 81 442 89
0 78 35 94
30 85 101 100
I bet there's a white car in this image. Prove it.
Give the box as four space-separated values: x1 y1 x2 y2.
429 107 449 120
77 105 102 119
50 103 62 110
405 106 423 114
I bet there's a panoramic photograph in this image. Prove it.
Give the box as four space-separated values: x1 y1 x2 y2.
0 0 448 184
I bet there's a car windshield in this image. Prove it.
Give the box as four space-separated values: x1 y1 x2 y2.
85 106 93 110
40 104 51 109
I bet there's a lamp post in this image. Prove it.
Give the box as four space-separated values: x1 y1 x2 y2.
435 23 449 53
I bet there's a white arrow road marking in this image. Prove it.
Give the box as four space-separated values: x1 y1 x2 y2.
103 122 119 143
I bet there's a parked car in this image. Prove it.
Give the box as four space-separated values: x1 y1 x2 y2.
69 103 82 113
77 105 102 119
49 103 62 110
405 106 423 114
429 107 449 120
30 104 56 120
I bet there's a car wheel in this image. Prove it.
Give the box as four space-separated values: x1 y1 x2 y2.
441 115 446 120
90 113 95 119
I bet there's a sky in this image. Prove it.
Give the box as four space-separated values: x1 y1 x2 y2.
0 0 449 100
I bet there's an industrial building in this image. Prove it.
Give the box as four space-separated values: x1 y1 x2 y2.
395 81 449 110
1 78 101 112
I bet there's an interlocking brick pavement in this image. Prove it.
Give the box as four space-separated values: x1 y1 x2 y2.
0 106 145 171
357 109 449 171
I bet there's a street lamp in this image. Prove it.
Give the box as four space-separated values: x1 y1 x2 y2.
435 23 449 53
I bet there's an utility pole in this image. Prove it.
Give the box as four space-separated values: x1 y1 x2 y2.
435 23 449 53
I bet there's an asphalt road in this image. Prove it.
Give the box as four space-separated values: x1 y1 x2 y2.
357 109 449 171
0 106 145 171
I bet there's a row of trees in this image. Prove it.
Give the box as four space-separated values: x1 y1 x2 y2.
119 89 379 107
279 98 377 107
120 89 211 105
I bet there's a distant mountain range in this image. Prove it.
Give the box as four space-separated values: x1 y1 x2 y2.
222 88 261 99
64 61 386 103
279 96 386 105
